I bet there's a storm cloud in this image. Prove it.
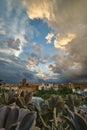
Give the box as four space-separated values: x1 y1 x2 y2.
0 0 87 83
24 0 87 83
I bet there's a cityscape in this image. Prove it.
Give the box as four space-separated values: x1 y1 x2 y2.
0 0 87 130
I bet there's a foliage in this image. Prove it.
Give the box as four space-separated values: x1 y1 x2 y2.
34 87 73 99
58 86 73 95
0 104 36 130
0 87 86 130
65 94 81 111
82 97 87 104
33 94 87 130
0 90 33 110
64 107 87 130
0 87 9 93
34 95 64 129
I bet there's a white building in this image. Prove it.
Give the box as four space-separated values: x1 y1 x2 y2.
38 83 59 90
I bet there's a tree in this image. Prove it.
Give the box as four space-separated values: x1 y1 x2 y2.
0 79 3 86
22 78 26 87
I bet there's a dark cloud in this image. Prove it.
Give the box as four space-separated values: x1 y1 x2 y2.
7 38 20 50
0 0 87 83
26 52 49 66
53 67 62 74
0 55 44 83
24 0 87 83
0 37 21 51
22 72 44 83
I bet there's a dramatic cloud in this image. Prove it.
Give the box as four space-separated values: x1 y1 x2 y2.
54 33 76 49
7 38 20 50
25 0 87 41
0 38 23 57
0 56 43 83
0 0 87 83
45 33 54 44
24 0 54 20
48 64 55 71
24 0 87 83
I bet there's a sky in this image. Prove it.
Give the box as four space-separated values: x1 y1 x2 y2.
0 0 87 83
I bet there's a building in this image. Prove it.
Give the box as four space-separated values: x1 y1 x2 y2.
38 83 59 90
68 83 87 89
19 82 39 92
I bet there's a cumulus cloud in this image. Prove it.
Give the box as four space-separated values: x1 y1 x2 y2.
7 38 20 50
35 68 55 80
25 52 48 70
0 0 87 83
1 0 42 59
0 37 23 57
24 0 87 83
54 33 76 49
48 50 87 83
24 0 55 20
0 1 27 57
24 0 87 41
48 64 55 71
0 55 44 83
25 0 86 28
0 0 39 58
45 33 54 44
